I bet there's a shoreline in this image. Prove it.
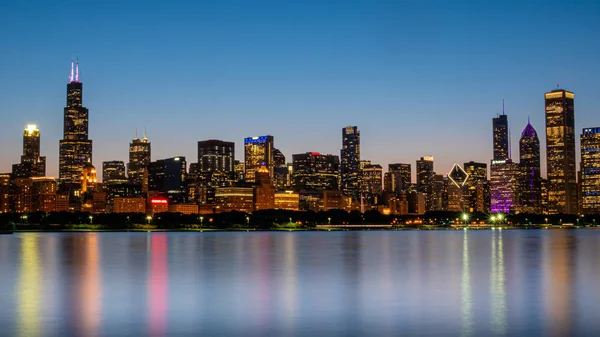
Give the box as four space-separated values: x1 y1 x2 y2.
4 225 591 234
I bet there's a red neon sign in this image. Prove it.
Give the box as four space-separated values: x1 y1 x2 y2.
151 198 168 204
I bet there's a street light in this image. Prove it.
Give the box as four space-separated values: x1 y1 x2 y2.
89 215 93 224
491 215 496 224
146 215 152 224
246 216 250 226
200 216 204 227
462 213 469 225
328 217 331 226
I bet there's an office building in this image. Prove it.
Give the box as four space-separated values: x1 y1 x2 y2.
581 127 600 214
0 174 11 213
341 126 360 198
519 121 542 213
463 161 488 212
12 125 46 178
81 163 98 193
416 156 434 210
493 102 509 161
128 132 151 186
148 157 187 203
254 166 275 210
59 60 93 187
274 191 300 211
197 139 235 187
545 89 577 214
490 159 519 213
244 136 274 183
360 164 383 195
386 163 412 194
292 152 340 192
103 161 127 185
215 187 254 213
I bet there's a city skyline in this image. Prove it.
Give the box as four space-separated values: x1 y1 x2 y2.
1 1 599 179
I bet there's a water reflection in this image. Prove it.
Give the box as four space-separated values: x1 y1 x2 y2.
18 233 41 337
281 234 298 335
148 234 169 337
461 232 473 337
543 232 574 337
490 230 506 334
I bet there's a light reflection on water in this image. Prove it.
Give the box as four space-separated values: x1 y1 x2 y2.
1 230 600 336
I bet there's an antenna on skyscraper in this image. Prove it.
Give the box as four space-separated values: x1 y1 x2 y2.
75 58 79 83
143 127 147 139
134 128 138 139
502 98 505 115
69 59 74 83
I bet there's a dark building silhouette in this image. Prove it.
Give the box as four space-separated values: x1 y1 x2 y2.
148 157 187 203
196 139 235 187
580 127 600 214
519 120 542 213
128 132 151 186
59 60 93 187
12 125 46 178
493 103 509 161
341 126 360 198
386 163 412 194
545 89 577 214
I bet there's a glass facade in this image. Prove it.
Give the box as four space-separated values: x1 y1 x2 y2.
519 122 542 213
341 126 360 198
292 152 340 192
581 127 600 214
244 136 274 184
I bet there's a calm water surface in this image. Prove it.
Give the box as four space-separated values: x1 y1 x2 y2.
1 230 600 336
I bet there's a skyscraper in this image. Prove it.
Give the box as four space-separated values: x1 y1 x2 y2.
128 132 151 186
148 157 187 203
580 127 600 214
492 103 509 161
196 139 235 187
519 120 542 213
490 159 519 213
244 136 274 184
292 152 340 192
12 124 46 178
59 60 93 187
387 163 412 194
416 156 434 210
545 89 577 214
341 126 360 198
463 161 489 212
102 161 127 185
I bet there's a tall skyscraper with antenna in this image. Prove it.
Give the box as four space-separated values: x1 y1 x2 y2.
59 59 93 188
128 129 152 187
492 99 510 161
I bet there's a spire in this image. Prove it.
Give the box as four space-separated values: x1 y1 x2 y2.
134 128 138 140
528 115 530 124
143 128 147 140
69 60 74 83
75 58 80 83
502 98 505 115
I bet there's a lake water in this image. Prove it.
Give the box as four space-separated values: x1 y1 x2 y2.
1 230 600 336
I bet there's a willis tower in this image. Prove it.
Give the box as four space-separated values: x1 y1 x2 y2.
59 59 93 189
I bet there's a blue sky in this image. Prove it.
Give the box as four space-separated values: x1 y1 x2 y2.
1 0 598 179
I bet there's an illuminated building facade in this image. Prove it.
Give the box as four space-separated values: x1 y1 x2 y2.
292 152 340 192
148 157 187 203
274 191 300 210
128 134 151 186
113 197 146 213
580 127 600 214
386 163 412 194
102 161 127 185
360 164 383 195
447 164 469 211
59 60 93 187
341 126 360 198
81 164 98 193
31 177 57 212
196 140 235 187
168 203 199 214
430 174 445 211
463 161 488 212
13 125 46 178
0 173 11 213
519 121 542 213
493 109 509 161
234 161 245 182
545 89 577 214
490 159 519 213
215 187 254 213
416 156 434 210
254 166 275 210
244 136 274 184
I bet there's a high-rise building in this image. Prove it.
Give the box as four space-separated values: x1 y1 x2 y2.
148 157 187 203
197 140 235 187
360 164 383 195
59 60 93 187
244 136 274 184
12 125 46 178
102 161 127 185
490 159 519 213
386 163 412 194
128 132 151 186
580 127 600 214
430 174 445 211
292 152 340 192
416 156 434 210
0 174 11 213
447 164 469 211
341 126 360 198
545 89 577 214
493 104 509 161
81 163 98 193
254 165 275 211
519 121 542 213
197 140 235 174
463 161 488 213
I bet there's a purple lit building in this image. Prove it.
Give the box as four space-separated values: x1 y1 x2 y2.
490 159 519 213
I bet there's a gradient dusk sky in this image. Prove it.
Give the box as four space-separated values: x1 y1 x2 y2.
1 0 598 180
